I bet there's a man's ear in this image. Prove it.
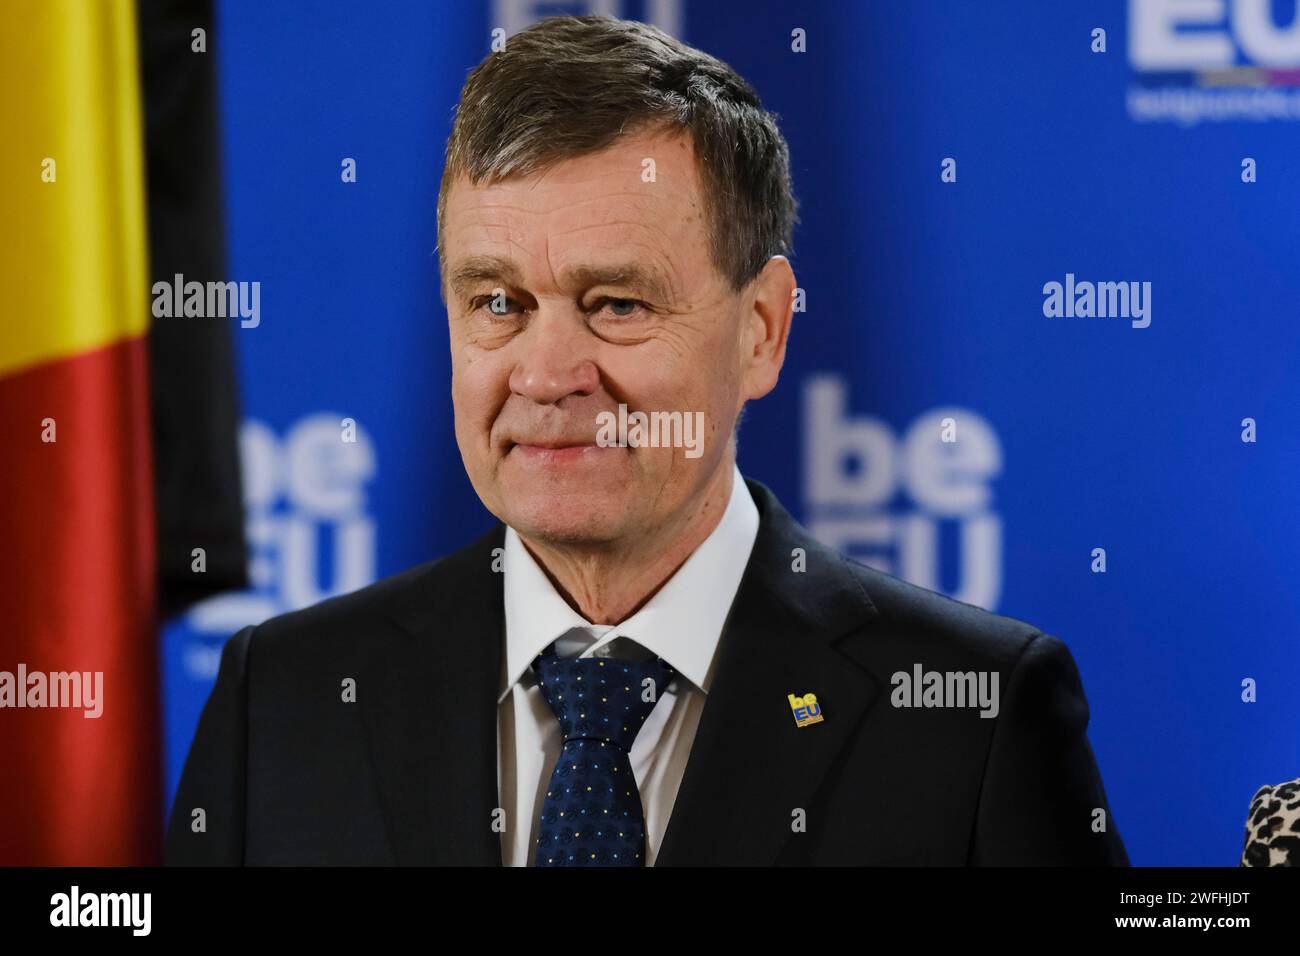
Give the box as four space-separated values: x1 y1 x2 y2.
741 255 796 401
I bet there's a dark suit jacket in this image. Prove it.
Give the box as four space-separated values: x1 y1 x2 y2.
165 478 1129 865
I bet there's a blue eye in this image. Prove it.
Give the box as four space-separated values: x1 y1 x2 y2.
595 298 647 318
473 294 518 316
468 295 648 319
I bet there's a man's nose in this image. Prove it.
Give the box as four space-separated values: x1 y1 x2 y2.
507 307 600 404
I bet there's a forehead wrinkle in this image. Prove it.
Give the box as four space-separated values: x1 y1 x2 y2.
446 253 521 298
454 173 697 241
449 188 700 303
472 172 686 217
549 213 684 242
564 193 691 231
553 258 679 306
548 219 694 289
445 218 550 291
460 179 661 219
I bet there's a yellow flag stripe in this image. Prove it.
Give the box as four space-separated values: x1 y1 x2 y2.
1 0 149 378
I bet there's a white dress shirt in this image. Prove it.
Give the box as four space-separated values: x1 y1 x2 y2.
497 464 760 866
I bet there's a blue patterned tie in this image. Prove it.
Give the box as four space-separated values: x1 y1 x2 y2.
531 641 675 866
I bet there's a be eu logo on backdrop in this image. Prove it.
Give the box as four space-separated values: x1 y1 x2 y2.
801 375 1003 612
181 414 378 679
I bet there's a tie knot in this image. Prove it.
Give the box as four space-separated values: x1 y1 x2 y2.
532 646 675 752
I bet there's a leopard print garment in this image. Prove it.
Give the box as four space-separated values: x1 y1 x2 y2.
1240 778 1300 866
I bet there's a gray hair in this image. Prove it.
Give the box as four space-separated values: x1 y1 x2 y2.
436 14 799 295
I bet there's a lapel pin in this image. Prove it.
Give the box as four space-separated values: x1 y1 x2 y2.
788 692 824 728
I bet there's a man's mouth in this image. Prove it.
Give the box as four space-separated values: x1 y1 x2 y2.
507 438 621 464
511 439 594 450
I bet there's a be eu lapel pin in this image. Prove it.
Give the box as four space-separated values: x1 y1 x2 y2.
788 692 824 728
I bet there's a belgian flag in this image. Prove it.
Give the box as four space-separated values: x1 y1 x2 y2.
0 0 246 865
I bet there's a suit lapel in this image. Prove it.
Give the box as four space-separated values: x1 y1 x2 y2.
360 523 506 865
656 480 884 866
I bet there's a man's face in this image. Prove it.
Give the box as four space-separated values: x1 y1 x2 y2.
441 126 761 547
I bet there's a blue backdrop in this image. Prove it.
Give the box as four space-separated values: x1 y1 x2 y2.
162 0 1300 866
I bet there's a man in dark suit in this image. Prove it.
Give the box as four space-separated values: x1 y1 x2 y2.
166 14 1127 866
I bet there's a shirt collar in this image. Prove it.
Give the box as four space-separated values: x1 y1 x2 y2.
500 463 759 703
